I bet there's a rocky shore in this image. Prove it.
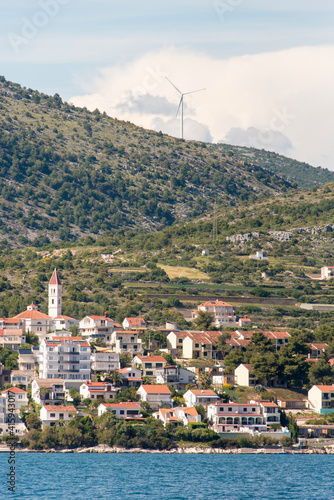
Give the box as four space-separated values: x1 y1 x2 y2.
1 444 334 454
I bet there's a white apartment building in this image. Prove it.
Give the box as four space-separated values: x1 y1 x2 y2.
192 300 236 327
207 401 280 435
79 315 115 342
111 330 143 356
91 349 120 373
39 337 91 386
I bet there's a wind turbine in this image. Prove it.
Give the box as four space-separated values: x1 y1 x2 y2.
165 77 205 140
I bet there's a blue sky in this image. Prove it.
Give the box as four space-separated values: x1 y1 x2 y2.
2 1 334 168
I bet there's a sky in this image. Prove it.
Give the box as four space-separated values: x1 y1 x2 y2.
2 1 334 169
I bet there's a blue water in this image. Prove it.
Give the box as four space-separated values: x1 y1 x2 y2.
0 452 333 500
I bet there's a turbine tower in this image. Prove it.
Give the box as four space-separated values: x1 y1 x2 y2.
165 77 205 139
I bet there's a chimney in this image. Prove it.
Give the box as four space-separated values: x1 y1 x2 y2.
105 312 108 318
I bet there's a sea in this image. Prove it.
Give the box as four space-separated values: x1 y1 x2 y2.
0 452 333 500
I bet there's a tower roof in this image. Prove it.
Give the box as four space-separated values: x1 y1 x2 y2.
49 268 61 286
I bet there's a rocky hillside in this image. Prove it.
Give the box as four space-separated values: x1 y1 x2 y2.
0 76 333 246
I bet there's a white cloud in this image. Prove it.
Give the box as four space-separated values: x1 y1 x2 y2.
69 45 334 170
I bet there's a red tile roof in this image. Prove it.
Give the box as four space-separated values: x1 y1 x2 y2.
43 405 77 412
135 355 166 363
49 269 61 285
13 310 51 320
140 385 171 394
199 301 233 307
124 318 146 326
189 389 218 397
2 387 27 394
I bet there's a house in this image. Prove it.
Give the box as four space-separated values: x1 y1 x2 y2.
154 406 201 427
235 364 260 387
1 387 28 418
10 370 32 389
0 329 26 350
9 304 53 337
183 389 219 407
54 315 79 331
166 331 190 357
132 355 167 380
79 381 118 401
91 349 120 373
153 408 180 427
249 250 268 261
40 405 78 428
192 300 236 327
117 367 142 387
307 343 328 359
98 402 142 419
0 393 26 436
307 384 334 414
136 384 172 410
238 316 252 328
110 330 143 356
211 366 235 387
207 401 284 437
38 337 91 386
182 331 222 359
122 317 147 330
202 249 209 256
277 399 304 410
321 266 334 280
262 331 291 351
155 365 196 389
78 314 115 342
31 379 66 406
18 347 39 375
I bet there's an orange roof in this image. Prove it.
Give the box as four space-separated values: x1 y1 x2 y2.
84 381 111 387
199 301 233 307
4 318 22 324
54 315 76 320
159 408 178 421
43 405 77 412
2 387 27 394
49 269 61 285
260 402 278 408
189 389 218 397
183 407 199 416
86 315 114 322
0 329 24 336
13 310 51 320
124 318 146 326
140 385 171 394
135 355 166 363
315 385 334 391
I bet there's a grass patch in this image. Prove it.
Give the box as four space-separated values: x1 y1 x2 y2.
157 264 210 281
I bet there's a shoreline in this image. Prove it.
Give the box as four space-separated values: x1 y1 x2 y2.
1 444 333 454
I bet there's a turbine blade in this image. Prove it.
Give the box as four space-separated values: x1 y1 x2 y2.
165 76 182 94
183 88 206 96
176 96 183 117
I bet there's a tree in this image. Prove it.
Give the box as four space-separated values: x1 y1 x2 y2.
214 333 231 359
69 387 81 406
248 331 275 354
223 349 244 374
198 371 212 389
250 352 278 386
25 413 42 431
192 311 214 330
308 359 334 385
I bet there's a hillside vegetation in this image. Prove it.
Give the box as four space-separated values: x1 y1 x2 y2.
0 77 333 247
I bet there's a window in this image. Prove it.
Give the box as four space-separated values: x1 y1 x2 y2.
178 339 182 343
228 407 232 412
156 363 163 368
252 408 256 412
243 408 247 412
120 410 124 415
50 413 55 417
195 343 199 348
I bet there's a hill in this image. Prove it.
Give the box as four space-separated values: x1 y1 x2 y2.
0 76 333 247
